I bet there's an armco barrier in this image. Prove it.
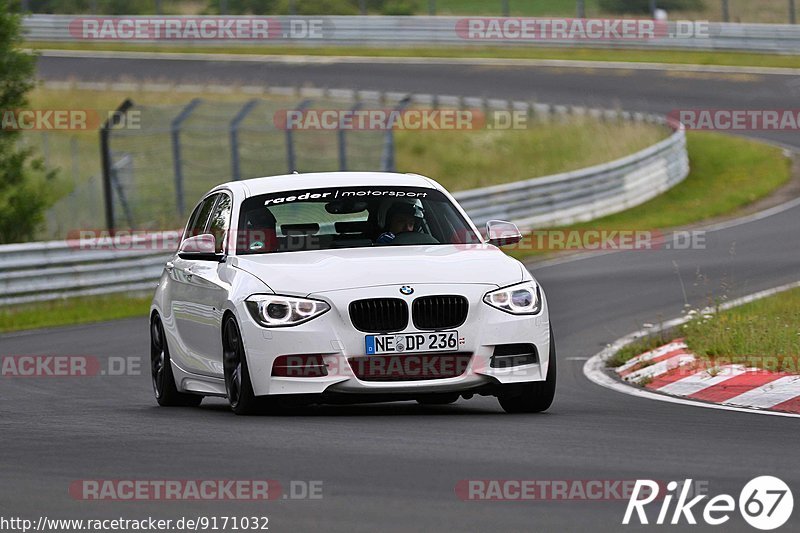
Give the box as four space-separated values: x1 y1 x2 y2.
21 15 800 54
0 94 687 306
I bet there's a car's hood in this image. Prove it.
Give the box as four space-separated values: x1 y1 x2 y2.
230 245 524 295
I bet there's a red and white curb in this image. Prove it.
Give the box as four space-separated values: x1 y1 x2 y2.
616 340 800 415
583 280 800 419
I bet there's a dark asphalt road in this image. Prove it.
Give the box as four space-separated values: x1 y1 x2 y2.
1 54 797 532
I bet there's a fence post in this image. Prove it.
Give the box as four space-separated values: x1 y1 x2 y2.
70 136 79 184
286 99 312 173
791 0 797 24
721 0 730 22
230 99 260 181
429 0 436 15
381 96 411 172
171 98 202 217
41 131 49 168
501 0 509 17
339 101 362 171
649 0 657 17
576 0 585 18
100 98 133 232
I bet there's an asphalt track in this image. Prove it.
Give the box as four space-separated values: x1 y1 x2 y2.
1 54 798 532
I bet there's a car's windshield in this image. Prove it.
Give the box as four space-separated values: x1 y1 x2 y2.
236 186 478 255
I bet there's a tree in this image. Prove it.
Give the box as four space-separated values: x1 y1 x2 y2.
0 1 57 244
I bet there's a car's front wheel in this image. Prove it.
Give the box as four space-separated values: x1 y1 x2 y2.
150 314 203 407
497 326 557 414
222 315 272 415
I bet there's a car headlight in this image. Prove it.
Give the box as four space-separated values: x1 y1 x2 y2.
483 281 541 315
245 294 330 327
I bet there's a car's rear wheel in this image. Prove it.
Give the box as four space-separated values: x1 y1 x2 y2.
497 326 557 414
223 315 272 415
150 314 203 407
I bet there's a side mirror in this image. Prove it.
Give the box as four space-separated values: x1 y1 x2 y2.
178 234 221 260
486 220 522 247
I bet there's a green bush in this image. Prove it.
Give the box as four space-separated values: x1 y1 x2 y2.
599 0 705 13
14 0 160 14
0 1 58 244
380 0 418 15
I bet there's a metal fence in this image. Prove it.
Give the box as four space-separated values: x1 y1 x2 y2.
104 94 390 231
32 90 390 237
0 94 688 306
21 14 800 54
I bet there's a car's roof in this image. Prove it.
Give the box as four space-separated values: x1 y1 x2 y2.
213 172 440 198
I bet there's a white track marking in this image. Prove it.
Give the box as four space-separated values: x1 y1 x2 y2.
622 354 696 383
616 341 687 374
656 365 749 396
583 281 800 418
724 376 800 409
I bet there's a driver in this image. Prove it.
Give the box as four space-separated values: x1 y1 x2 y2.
376 202 423 244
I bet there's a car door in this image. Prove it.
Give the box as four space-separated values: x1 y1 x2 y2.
180 192 234 377
167 193 222 376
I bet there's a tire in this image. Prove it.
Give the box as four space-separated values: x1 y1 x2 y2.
416 393 460 405
222 315 273 415
150 314 203 407
497 326 557 414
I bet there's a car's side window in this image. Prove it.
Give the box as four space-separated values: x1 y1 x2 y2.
208 193 232 254
184 194 219 241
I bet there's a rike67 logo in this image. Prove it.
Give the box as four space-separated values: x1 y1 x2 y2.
624 477 793 530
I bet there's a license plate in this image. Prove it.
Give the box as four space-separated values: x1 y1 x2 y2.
365 331 459 355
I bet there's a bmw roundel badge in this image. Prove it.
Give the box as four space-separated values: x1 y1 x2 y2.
400 286 414 295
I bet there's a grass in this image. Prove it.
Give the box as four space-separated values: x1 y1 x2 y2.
25 41 800 70
508 131 792 261
606 288 800 374
605 330 677 368
395 116 667 191
0 294 152 333
682 288 800 373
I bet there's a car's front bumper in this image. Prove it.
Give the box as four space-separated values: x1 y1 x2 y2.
237 283 551 397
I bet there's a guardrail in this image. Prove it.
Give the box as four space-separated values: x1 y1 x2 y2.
0 93 688 306
21 15 800 54
0 239 171 306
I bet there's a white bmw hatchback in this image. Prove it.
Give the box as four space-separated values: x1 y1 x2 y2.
150 172 555 414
